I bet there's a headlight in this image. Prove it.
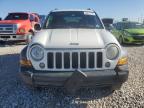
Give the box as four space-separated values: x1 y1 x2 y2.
30 45 44 61
19 28 25 33
106 44 119 60
124 31 131 37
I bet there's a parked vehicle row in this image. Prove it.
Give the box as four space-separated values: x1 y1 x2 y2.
1 12 144 45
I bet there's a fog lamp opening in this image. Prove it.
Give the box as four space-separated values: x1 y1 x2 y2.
39 63 45 69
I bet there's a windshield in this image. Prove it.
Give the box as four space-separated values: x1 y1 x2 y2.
5 13 28 20
43 11 104 29
114 22 144 30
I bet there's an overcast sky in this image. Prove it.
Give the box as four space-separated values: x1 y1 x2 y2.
0 0 144 21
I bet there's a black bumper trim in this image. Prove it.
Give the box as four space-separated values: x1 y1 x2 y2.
20 65 129 87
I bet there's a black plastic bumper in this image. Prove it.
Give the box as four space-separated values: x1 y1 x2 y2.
20 65 128 87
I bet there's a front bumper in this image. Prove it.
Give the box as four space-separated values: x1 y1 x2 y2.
0 34 27 42
123 36 144 44
20 65 129 87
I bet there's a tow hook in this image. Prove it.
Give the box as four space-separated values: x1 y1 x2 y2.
64 70 87 94
27 71 34 84
114 66 121 80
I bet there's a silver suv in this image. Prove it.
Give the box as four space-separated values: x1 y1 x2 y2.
20 9 129 93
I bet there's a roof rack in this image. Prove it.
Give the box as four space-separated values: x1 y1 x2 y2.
87 8 91 10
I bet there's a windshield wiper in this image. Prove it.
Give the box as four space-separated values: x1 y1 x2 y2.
78 24 96 28
46 25 67 29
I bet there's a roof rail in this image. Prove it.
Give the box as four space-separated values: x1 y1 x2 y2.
87 8 91 10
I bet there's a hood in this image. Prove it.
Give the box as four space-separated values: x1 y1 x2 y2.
125 28 144 35
32 29 119 49
0 20 27 24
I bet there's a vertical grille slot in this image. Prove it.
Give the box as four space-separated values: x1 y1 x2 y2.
72 52 78 68
89 52 95 68
47 52 54 68
56 52 62 69
64 52 70 69
97 52 103 68
80 52 86 68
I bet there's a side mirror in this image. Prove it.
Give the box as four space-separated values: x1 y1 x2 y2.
0 18 2 21
34 24 41 31
30 18 34 22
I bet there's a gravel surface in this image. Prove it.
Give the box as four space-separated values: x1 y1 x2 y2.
0 45 144 108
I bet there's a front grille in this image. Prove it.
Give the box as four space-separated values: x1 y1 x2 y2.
0 25 13 27
0 24 15 34
0 31 14 33
0 36 10 38
133 36 144 40
47 50 103 71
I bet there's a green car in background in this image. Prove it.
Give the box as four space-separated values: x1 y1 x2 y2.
114 21 144 44
102 18 144 45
